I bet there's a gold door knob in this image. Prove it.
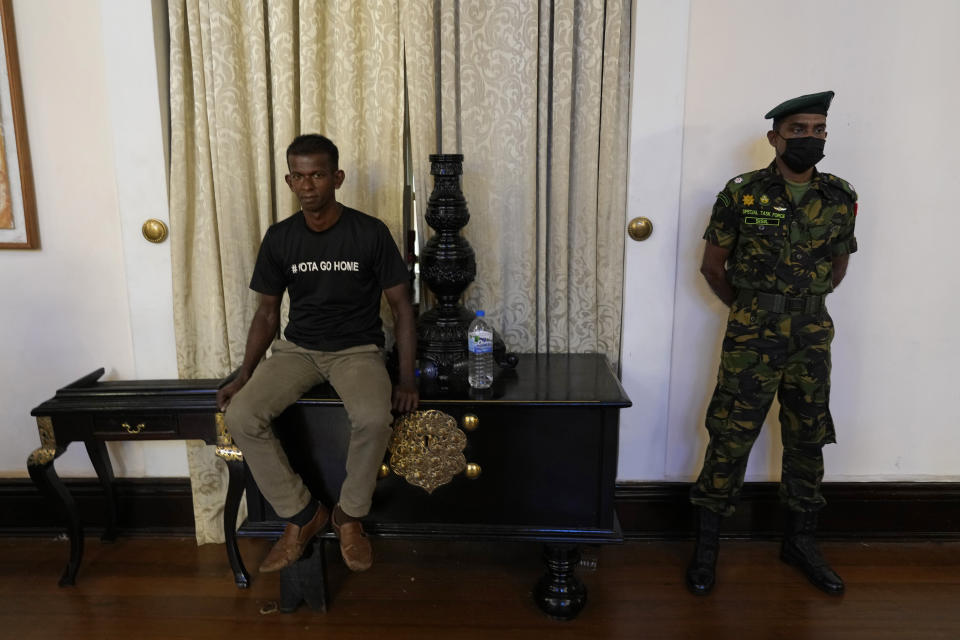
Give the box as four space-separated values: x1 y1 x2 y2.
627 217 653 241
464 463 481 479
142 218 169 243
461 414 479 431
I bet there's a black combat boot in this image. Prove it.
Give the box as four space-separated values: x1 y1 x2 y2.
780 510 845 595
685 507 722 595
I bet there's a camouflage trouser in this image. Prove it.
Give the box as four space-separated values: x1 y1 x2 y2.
690 295 836 517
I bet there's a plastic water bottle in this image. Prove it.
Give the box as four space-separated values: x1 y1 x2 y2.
467 310 494 389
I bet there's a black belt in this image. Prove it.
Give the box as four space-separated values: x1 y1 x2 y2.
737 289 825 314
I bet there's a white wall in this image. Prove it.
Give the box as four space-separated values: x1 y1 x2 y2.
659 0 960 481
4 0 958 482
0 0 182 478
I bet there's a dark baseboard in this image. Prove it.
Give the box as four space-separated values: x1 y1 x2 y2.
616 482 960 540
3 478 958 540
0 477 195 536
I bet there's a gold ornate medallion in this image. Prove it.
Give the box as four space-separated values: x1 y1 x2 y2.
388 410 467 494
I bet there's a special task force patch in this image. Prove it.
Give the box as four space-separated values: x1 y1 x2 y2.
738 189 785 228
741 207 785 227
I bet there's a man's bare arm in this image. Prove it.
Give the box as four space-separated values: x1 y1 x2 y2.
216 293 282 411
832 254 850 288
700 242 735 306
384 282 419 413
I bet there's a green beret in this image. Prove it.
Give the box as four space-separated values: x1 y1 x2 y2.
764 91 835 120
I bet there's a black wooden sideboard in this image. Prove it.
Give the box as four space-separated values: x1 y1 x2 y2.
29 353 630 619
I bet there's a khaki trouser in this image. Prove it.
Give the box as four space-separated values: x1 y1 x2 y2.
224 341 394 519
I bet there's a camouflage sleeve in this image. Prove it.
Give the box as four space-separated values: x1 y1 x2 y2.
831 191 858 256
702 188 739 249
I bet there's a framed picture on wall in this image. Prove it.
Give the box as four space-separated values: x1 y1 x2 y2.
0 0 36 249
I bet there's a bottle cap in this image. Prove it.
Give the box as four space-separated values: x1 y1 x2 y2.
476 310 485 317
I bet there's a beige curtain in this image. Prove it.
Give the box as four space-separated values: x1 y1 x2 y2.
169 0 405 544
403 0 631 365
168 0 629 542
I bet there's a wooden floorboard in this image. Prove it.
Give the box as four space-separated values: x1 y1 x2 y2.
1 536 958 639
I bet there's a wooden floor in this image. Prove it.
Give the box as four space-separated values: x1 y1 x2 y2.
1 536 958 639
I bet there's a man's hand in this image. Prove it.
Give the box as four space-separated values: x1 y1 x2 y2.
216 371 250 412
216 293 282 412
700 241 735 306
392 380 419 413
384 282 418 414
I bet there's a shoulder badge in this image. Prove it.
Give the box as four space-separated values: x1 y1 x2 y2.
820 172 857 202
726 169 760 193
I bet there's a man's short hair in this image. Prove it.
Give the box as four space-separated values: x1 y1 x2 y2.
286 134 339 169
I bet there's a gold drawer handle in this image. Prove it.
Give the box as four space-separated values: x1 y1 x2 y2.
122 422 146 435
461 414 479 431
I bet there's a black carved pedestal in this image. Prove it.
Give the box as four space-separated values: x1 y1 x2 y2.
280 538 328 613
417 154 476 381
416 154 516 385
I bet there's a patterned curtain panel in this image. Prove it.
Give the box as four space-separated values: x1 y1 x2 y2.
168 0 405 544
403 0 631 366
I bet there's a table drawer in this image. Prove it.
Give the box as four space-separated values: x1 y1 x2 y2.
92 414 178 438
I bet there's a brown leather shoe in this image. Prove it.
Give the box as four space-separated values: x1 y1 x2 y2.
332 515 372 572
259 504 329 573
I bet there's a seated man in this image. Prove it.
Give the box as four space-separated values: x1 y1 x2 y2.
217 134 418 573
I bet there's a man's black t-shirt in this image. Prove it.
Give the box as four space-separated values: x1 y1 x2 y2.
250 207 408 351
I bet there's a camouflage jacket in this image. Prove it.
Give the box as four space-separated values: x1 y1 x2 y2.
703 161 858 296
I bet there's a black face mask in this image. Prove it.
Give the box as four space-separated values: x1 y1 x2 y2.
778 135 825 173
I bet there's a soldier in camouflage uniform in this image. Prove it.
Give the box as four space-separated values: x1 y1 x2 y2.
686 91 858 597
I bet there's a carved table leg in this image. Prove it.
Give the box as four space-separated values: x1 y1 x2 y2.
223 457 250 588
28 416 83 586
533 543 587 621
215 412 250 588
84 439 118 542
